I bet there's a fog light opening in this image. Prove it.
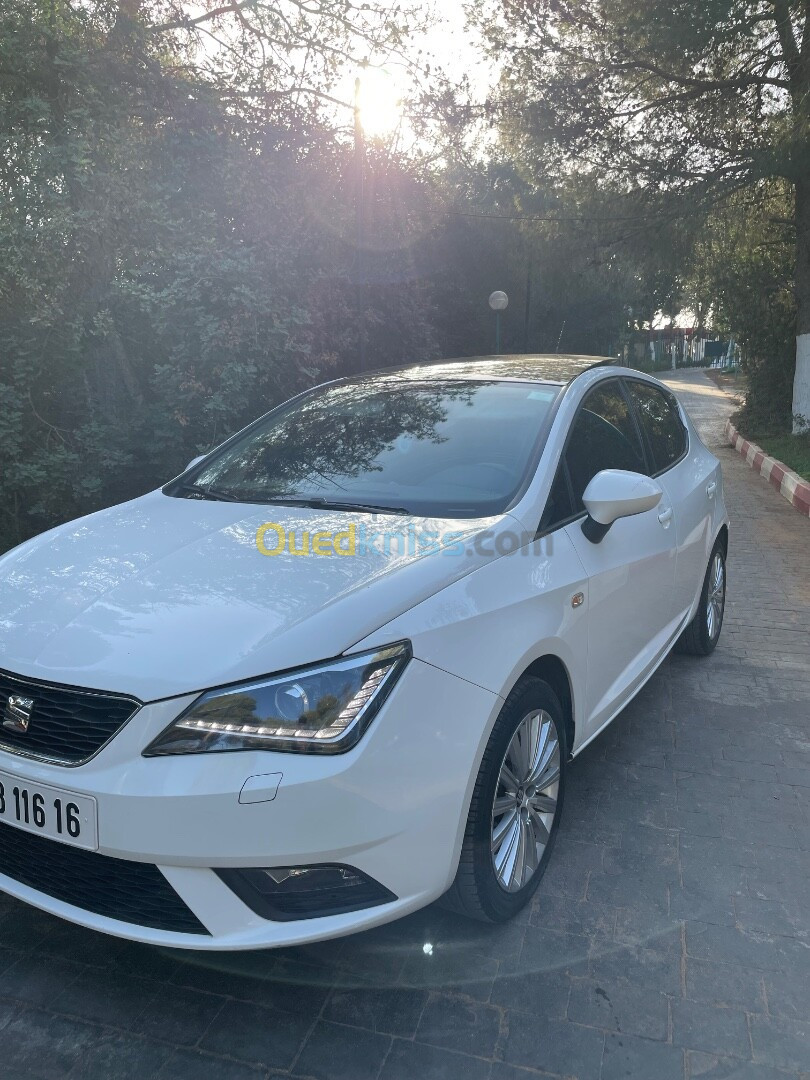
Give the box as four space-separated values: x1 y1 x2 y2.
216 863 397 922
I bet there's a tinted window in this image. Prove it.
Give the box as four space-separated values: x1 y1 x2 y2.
627 381 687 472
565 382 646 510
539 466 574 534
174 377 561 518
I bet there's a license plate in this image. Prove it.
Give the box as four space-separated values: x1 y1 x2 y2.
0 770 98 850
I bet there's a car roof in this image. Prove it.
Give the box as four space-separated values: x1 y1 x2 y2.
361 354 618 386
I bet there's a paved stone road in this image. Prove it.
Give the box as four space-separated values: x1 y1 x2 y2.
0 369 808 1080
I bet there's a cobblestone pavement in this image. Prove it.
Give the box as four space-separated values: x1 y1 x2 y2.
0 369 808 1080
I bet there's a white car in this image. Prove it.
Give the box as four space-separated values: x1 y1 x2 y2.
0 356 727 949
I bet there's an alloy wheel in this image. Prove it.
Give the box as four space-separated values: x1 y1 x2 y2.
706 552 725 640
491 709 561 893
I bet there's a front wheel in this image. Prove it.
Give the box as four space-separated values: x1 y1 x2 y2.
675 541 726 656
443 676 566 923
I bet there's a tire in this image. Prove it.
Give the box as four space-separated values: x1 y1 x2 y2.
443 676 567 923
675 540 726 657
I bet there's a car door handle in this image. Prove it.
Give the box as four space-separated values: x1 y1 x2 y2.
706 481 717 499
658 507 673 526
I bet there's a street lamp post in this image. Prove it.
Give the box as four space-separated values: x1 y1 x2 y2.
623 305 634 365
489 291 509 354
354 76 366 372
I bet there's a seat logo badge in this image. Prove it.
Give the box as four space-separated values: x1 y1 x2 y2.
3 695 34 734
571 592 585 609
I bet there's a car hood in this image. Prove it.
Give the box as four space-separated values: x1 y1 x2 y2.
0 491 519 700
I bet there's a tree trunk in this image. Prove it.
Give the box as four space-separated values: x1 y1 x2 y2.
794 176 810 433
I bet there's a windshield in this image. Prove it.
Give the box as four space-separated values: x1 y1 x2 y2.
170 375 562 518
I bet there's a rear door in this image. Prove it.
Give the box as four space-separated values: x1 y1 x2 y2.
548 379 679 738
623 378 710 622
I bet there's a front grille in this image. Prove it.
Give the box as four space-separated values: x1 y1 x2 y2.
0 669 140 764
0 822 209 935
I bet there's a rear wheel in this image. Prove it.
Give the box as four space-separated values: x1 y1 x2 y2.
443 676 566 923
675 541 726 656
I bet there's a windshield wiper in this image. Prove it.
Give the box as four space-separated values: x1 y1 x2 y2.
178 485 410 514
260 495 411 516
178 482 241 503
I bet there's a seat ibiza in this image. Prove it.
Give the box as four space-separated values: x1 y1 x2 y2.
0 356 727 948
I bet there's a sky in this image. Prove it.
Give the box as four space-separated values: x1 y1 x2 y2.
185 1 494 146
335 3 494 142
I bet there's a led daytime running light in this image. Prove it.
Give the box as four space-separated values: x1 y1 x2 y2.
175 663 389 742
144 642 410 756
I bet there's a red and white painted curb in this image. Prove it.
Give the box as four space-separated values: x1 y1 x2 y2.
725 420 810 517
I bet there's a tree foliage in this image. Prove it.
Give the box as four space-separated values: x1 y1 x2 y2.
0 0 436 551
476 0 810 426
683 182 796 426
3 0 762 555
479 0 805 189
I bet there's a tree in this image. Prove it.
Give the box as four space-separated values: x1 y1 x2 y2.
682 182 796 426
412 155 686 361
142 0 429 117
476 0 810 430
0 1 437 551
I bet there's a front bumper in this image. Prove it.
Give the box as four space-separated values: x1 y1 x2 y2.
0 658 500 949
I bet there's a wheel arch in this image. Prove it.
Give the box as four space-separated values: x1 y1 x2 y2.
517 654 575 756
715 523 728 558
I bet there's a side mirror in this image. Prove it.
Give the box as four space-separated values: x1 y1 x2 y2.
185 455 206 472
581 470 663 544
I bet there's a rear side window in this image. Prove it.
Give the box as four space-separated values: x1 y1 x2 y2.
564 382 647 511
626 381 687 473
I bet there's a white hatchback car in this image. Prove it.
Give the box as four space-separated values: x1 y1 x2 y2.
0 356 727 949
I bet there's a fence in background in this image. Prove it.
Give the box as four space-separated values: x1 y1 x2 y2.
622 329 740 373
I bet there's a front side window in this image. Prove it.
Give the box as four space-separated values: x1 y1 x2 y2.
626 381 687 473
564 381 647 511
170 376 562 518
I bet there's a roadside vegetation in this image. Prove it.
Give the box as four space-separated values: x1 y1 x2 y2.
1 0 808 551
736 422 810 482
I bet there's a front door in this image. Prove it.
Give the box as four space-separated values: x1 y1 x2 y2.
559 380 679 738
624 377 712 621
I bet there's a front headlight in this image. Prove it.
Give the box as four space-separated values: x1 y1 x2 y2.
144 642 411 756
